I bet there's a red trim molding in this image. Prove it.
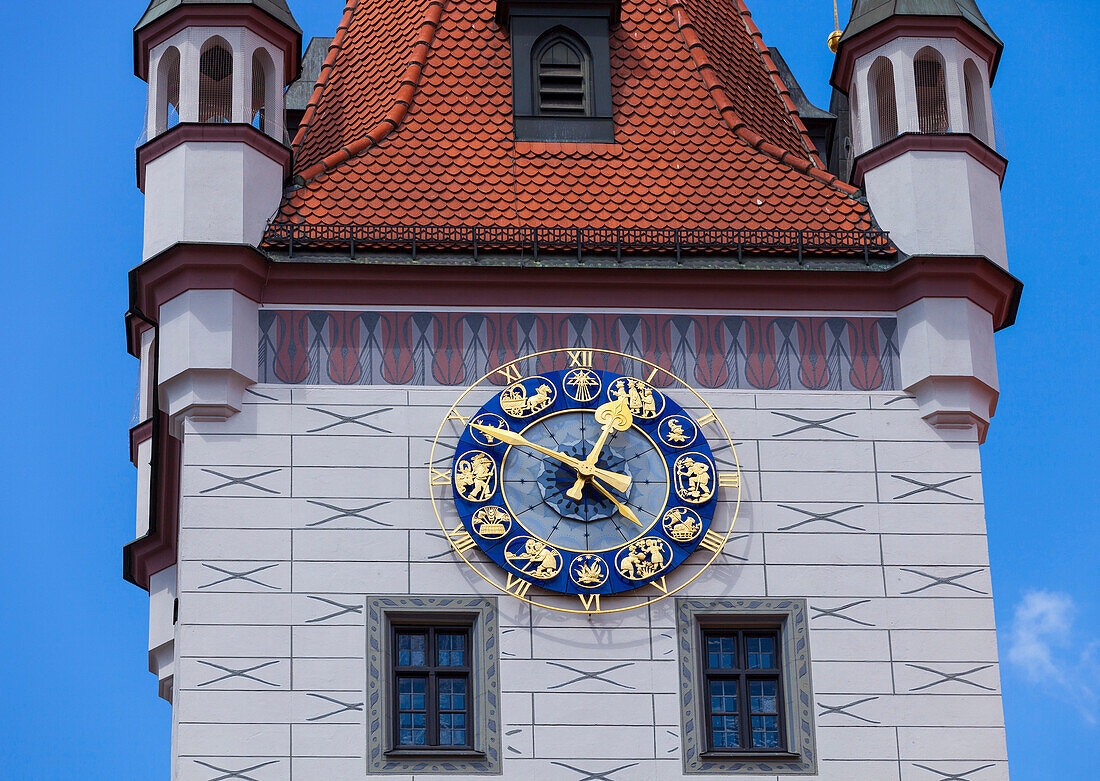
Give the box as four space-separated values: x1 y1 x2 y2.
130 246 1022 332
124 412 181 591
135 5 301 83
128 244 269 356
851 132 1008 187
129 418 154 467
137 123 292 192
832 16 1002 93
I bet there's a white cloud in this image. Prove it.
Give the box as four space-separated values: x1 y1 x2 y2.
1007 590 1099 724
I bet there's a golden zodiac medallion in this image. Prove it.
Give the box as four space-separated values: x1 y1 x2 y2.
606 376 664 419
454 451 497 502
499 377 556 418
504 537 563 579
563 367 602 403
470 414 509 447
570 554 610 589
615 537 673 581
673 453 716 503
471 506 512 539
662 506 703 542
658 415 697 448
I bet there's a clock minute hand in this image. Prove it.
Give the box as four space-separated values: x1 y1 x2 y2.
470 423 632 494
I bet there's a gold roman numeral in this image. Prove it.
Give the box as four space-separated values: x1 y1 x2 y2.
430 468 452 487
718 473 740 489
578 593 601 612
568 350 594 368
496 363 523 384
651 576 669 595
447 410 470 425
448 524 477 553
698 413 718 426
700 530 726 554
504 573 532 600
646 367 659 383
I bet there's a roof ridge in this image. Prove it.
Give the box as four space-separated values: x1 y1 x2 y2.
295 0 445 184
290 0 357 155
669 0 859 196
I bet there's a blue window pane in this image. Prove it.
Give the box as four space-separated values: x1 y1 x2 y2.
711 714 740 747
747 636 775 669
707 635 737 669
439 678 467 712
397 633 426 666
751 715 779 748
750 680 777 714
438 633 466 666
709 679 738 716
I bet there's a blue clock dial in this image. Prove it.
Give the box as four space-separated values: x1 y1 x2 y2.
451 366 721 597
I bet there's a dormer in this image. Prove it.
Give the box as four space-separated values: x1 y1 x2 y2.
497 0 620 142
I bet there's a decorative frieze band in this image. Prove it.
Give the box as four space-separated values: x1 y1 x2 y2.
258 310 900 391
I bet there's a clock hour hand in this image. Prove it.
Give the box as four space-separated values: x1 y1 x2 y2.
566 396 634 501
586 477 643 527
470 423 633 494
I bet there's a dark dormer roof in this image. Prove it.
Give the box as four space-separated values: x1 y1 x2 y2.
135 0 302 34
840 0 1000 47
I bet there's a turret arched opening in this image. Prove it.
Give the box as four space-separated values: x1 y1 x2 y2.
964 59 990 144
914 46 950 134
199 37 234 124
868 56 898 148
155 46 181 135
251 48 277 134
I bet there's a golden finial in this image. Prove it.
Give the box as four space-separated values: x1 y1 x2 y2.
827 0 842 53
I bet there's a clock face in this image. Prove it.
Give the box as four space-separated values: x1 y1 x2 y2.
429 349 741 615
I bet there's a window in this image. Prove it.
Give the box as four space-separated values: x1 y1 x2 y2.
392 626 471 748
366 596 501 775
676 599 816 775
503 3 617 143
914 47 950 134
534 33 591 116
964 59 990 144
702 629 785 752
868 56 898 147
199 37 233 124
251 49 277 135
155 46 180 135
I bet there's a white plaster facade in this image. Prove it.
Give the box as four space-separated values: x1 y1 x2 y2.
143 366 1008 780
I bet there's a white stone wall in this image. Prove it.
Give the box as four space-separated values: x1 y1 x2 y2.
168 383 1007 780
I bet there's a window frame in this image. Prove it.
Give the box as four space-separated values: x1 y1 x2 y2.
366 596 502 775
390 624 474 750
676 598 817 775
532 31 593 117
699 627 788 755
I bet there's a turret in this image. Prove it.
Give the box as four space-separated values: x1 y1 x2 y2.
833 0 1007 267
134 0 301 260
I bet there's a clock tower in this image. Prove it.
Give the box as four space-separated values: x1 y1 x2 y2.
125 0 1020 778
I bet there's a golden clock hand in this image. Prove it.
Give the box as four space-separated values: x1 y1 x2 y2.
586 476 644 527
470 423 633 494
566 396 634 501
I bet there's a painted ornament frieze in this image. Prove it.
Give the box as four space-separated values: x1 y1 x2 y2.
258 311 900 391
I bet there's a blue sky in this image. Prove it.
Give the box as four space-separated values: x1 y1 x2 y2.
0 1 1095 778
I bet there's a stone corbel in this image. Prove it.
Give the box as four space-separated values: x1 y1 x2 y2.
898 297 999 442
157 289 259 437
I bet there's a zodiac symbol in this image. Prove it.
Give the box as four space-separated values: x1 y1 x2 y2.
616 538 672 581
470 414 509 447
504 538 563 579
563 368 601 403
608 377 663 419
662 507 703 542
674 454 715 503
471 506 512 539
500 379 556 418
659 415 696 448
569 555 609 588
454 452 497 502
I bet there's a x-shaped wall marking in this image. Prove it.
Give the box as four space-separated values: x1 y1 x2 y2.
811 600 875 627
306 595 364 623
550 761 640 781
200 469 281 495
307 407 392 433
196 660 280 688
547 662 636 690
891 474 972 501
900 568 988 595
771 411 858 438
816 696 881 724
913 763 996 780
194 759 278 781
306 692 365 721
906 663 996 692
199 563 281 590
307 500 393 527
778 504 865 531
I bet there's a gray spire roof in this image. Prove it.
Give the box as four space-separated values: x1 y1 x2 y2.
840 0 1000 47
135 0 301 34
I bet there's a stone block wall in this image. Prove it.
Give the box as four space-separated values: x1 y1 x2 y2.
167 375 1007 780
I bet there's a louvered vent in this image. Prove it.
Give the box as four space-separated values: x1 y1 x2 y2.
536 39 590 116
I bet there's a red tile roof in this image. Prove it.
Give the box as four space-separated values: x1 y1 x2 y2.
268 0 876 241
